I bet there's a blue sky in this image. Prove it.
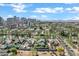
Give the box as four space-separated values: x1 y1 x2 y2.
0 3 79 21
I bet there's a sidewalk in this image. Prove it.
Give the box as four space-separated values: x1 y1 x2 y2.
64 39 76 56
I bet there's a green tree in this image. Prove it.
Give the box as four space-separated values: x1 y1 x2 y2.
60 30 69 37
10 48 17 55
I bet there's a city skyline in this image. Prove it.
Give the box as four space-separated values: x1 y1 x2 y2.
0 3 79 21
0 3 79 56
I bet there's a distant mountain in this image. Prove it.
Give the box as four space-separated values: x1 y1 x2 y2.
43 19 79 22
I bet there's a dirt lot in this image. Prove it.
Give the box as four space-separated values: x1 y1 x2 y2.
17 50 33 56
17 50 55 56
37 51 54 56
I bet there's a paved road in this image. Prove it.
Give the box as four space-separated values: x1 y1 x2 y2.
57 36 75 56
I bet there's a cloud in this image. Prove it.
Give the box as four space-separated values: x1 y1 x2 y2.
33 8 51 13
33 7 64 13
72 16 79 20
64 3 73 4
54 7 64 12
73 7 79 11
0 3 5 6
11 3 26 13
66 7 79 13
41 15 47 18
33 7 79 14
3 15 13 20
64 15 79 20
29 15 37 18
29 15 47 20
7 15 13 18
65 8 72 11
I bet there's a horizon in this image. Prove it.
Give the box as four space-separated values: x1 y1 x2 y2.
0 3 79 21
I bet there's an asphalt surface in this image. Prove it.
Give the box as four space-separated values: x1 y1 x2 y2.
57 36 75 56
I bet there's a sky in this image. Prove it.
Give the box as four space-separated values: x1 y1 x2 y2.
0 3 79 21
